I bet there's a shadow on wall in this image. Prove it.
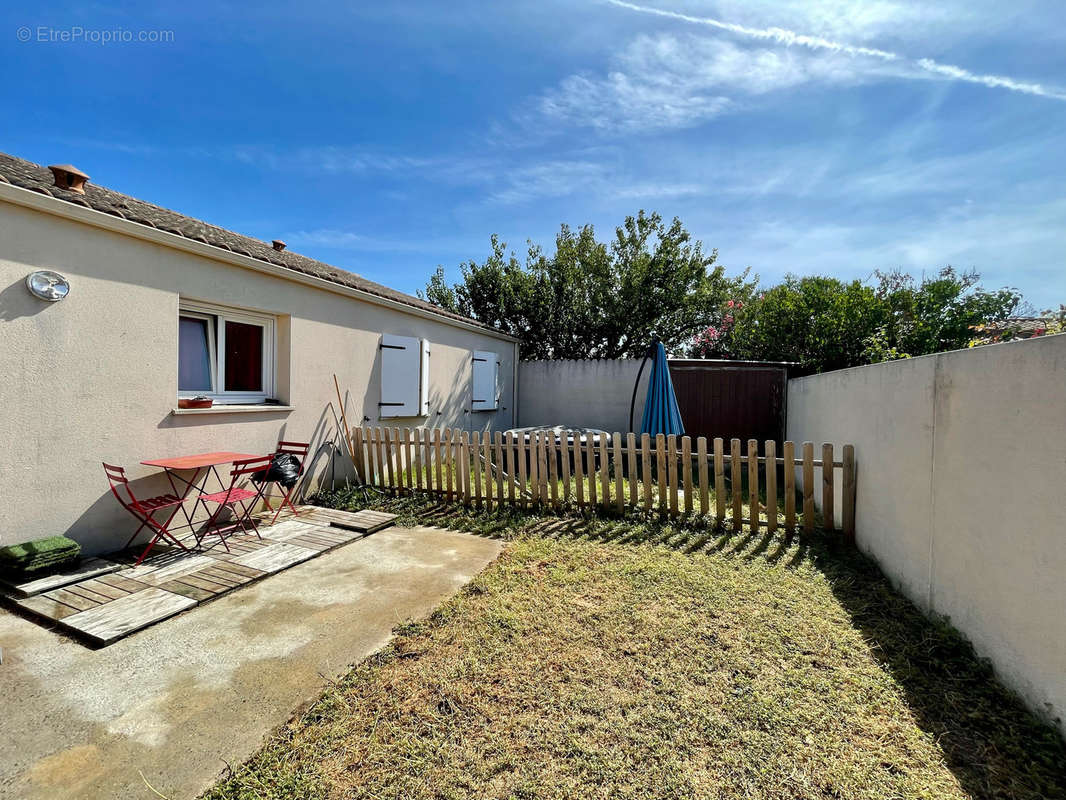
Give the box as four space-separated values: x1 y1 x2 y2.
0 277 56 321
71 403 348 554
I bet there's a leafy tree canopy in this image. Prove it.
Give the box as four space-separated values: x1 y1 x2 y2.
719 268 1022 373
421 211 754 360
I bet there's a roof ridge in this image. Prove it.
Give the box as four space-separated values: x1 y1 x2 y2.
0 151 506 337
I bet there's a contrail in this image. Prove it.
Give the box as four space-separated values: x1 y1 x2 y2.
604 0 1066 101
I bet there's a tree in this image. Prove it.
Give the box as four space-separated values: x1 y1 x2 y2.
728 276 887 372
724 267 1023 373
868 267 1022 358
421 211 753 360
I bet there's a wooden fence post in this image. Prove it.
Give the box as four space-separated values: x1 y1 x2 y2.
765 440 777 533
599 433 610 510
697 437 709 516
626 433 637 509
655 434 666 514
714 437 725 523
822 443 834 531
547 432 559 508
497 431 507 506
613 432 625 514
517 432 528 508
443 428 454 502
783 440 795 530
561 433 572 506
641 433 652 512
352 427 365 483
375 427 387 490
802 441 814 535
682 436 693 515
459 431 470 505
382 428 395 491
405 428 414 490
587 434 598 507
539 432 550 507
730 438 743 531
432 428 443 496
667 435 679 516
842 444 856 545
747 439 759 531
471 431 482 508
574 432 585 509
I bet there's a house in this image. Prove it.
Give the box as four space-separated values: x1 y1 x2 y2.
0 152 518 554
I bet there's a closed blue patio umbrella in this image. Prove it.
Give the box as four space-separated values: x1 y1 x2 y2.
638 341 685 437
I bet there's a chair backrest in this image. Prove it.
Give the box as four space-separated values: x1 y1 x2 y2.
276 440 310 458
230 455 274 479
102 462 137 509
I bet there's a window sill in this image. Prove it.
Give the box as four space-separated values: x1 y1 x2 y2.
171 404 295 416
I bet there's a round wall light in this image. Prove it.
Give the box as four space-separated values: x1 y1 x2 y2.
26 270 70 302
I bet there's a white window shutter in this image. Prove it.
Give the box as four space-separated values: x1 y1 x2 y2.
419 338 431 416
380 334 421 417
471 350 499 411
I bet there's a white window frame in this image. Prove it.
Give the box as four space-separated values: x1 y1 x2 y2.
179 299 276 405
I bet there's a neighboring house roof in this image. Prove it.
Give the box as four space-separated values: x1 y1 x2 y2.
0 151 507 337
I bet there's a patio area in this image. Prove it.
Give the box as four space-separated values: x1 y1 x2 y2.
0 522 504 800
1 507 398 646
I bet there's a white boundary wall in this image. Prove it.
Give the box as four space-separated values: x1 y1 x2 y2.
518 359 649 432
788 335 1066 734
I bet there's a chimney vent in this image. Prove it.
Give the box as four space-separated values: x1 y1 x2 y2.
272 240 287 251
48 164 90 194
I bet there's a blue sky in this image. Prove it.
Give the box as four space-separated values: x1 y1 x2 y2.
3 0 1064 307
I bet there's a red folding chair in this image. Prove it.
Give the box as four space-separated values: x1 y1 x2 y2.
261 440 310 525
196 455 274 551
103 463 191 566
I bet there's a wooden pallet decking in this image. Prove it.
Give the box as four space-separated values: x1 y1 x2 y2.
3 506 396 646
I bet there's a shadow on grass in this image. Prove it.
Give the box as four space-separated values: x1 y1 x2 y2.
310 489 1066 800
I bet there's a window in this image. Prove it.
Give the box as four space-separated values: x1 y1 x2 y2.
178 300 275 404
379 334 430 418
471 350 500 411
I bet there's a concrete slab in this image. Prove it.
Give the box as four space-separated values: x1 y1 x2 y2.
0 525 502 800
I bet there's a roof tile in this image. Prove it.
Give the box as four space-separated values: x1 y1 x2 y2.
0 151 502 336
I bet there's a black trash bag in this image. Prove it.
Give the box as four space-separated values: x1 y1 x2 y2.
251 453 302 489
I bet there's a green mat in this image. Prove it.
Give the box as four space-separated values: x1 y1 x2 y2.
0 536 81 575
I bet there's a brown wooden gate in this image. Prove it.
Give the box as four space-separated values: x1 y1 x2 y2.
668 359 791 448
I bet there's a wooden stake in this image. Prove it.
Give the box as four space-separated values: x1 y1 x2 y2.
783 440 795 531
730 438 743 531
765 440 777 533
802 441 814 535
822 443 835 531
842 444 856 545
714 437 725 522
697 437 709 516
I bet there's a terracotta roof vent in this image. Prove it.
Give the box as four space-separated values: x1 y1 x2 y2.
272 239 287 251
48 164 90 194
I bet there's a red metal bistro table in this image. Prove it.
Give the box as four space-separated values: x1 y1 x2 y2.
140 451 262 542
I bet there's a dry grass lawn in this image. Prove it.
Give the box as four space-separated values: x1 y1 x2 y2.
203 497 1065 800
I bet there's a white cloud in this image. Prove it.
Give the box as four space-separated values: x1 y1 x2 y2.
535 33 885 132
603 0 1066 101
487 158 708 203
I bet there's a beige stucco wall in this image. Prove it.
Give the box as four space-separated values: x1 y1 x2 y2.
518 359 649 432
787 335 1066 734
0 199 516 554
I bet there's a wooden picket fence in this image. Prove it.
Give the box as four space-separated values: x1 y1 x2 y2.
350 427 856 541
